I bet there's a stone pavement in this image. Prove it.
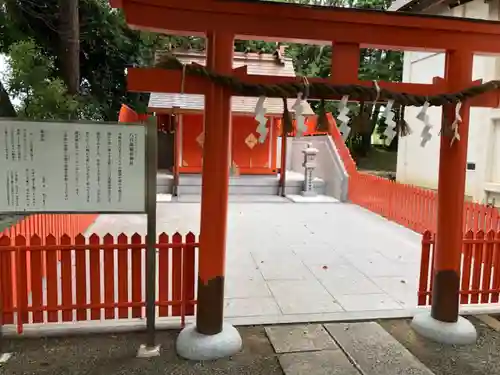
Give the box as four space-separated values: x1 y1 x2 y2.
265 322 435 375
89 200 423 324
3 317 499 375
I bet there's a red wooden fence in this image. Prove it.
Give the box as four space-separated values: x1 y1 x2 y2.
418 230 500 306
1 214 99 296
0 232 197 334
328 119 500 234
1 213 98 241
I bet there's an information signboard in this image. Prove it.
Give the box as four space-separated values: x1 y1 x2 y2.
0 120 146 213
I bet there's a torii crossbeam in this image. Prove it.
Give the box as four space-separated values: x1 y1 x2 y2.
112 0 500 359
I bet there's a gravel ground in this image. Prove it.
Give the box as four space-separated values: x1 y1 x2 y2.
0 326 283 375
380 316 500 375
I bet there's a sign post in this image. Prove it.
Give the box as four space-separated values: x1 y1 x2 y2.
138 116 160 357
0 120 147 214
0 118 158 357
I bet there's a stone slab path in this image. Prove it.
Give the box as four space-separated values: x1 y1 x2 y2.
266 322 435 375
89 201 423 324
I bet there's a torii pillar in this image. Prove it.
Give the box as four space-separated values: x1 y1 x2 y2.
411 49 477 344
175 32 243 360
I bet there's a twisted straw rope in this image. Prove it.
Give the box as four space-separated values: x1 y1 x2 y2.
156 55 500 107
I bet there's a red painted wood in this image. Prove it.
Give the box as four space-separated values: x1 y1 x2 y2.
172 232 183 317
131 233 143 318
15 236 29 328
103 234 116 319
0 236 14 325
184 232 196 316
45 235 59 323
481 230 495 303
89 234 101 320
30 235 44 323
418 231 432 306
75 234 88 321
117 233 129 319
471 231 485 304
60 235 73 322
491 231 500 303
158 233 170 317
460 231 473 305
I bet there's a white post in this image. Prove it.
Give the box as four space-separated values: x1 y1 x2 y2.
301 143 319 197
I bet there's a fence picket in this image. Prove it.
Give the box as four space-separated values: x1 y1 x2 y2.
117 233 129 319
460 231 473 305
30 235 44 323
0 231 198 334
172 232 183 317
492 231 500 303
471 231 484 304
131 233 143 318
103 234 116 320
15 236 28 329
89 234 101 320
45 235 59 323
158 233 170 317
418 231 432 306
0 236 14 325
75 234 87 321
61 235 73 322
480 230 495 303
184 232 196 316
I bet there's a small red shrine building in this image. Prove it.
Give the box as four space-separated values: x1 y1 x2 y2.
148 50 316 175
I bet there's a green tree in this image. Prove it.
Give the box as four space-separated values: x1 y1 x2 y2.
5 39 79 120
0 0 164 120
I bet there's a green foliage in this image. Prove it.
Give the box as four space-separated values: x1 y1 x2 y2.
0 0 164 120
0 0 403 141
5 39 79 120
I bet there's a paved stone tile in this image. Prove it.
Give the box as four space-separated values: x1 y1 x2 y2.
267 280 344 314
325 322 435 375
334 293 404 311
320 274 384 296
92 202 422 322
370 276 419 307
224 297 281 317
265 324 338 354
224 275 272 299
257 259 313 281
279 350 360 375
307 263 365 281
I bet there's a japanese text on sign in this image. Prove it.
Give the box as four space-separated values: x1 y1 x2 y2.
0 120 146 213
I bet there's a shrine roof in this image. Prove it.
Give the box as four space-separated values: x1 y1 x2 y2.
148 50 315 116
388 0 447 12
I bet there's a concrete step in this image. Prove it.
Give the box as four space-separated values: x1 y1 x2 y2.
265 322 435 375
324 322 435 375
156 172 326 196
171 195 292 203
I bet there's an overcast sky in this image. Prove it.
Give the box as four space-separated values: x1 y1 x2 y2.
0 53 21 106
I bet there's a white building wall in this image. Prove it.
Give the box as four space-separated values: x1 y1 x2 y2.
396 0 498 202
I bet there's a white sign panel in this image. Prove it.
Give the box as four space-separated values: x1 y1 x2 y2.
0 120 147 213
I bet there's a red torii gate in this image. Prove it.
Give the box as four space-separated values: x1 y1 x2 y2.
112 0 500 359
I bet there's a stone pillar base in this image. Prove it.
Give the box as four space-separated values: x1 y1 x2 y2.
176 322 242 360
301 190 317 197
411 312 477 345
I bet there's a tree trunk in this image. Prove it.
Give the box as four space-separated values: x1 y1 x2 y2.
0 80 17 117
58 0 80 96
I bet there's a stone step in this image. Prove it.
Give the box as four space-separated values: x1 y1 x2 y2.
156 172 326 196
265 324 359 375
324 322 435 375
265 323 436 375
